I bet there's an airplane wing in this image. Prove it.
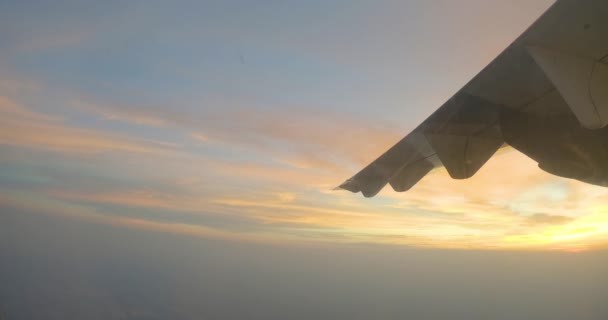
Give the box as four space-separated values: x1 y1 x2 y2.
339 0 608 197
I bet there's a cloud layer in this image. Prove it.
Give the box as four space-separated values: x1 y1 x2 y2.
3 0 606 252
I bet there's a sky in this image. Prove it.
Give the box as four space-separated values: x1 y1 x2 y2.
1 0 608 318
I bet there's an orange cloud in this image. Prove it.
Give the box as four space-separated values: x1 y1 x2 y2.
204 150 608 251
0 190 293 246
0 96 175 154
73 99 169 127
0 96 60 122
50 189 223 214
3 84 608 252
33 145 608 252
68 96 403 170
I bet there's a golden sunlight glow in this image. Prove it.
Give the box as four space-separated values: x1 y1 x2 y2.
2 69 608 252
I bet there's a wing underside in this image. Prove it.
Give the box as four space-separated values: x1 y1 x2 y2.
340 0 608 197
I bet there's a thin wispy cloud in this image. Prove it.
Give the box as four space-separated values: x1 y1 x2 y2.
4 71 608 251
2 0 607 252
0 96 175 154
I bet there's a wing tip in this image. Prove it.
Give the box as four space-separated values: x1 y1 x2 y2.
336 179 379 198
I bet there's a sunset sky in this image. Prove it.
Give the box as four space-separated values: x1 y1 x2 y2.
3 1 608 319
2 0 608 252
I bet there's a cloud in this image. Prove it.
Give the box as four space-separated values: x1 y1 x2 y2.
0 95 59 122
526 213 574 226
13 137 607 251
0 189 286 245
2 70 608 252
0 76 40 96
69 97 403 171
73 99 169 127
0 96 176 154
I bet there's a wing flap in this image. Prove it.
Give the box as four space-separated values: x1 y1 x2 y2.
388 159 434 192
338 138 424 197
426 125 503 179
421 94 504 179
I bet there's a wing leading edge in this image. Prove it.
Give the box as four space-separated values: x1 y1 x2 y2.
340 0 608 197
